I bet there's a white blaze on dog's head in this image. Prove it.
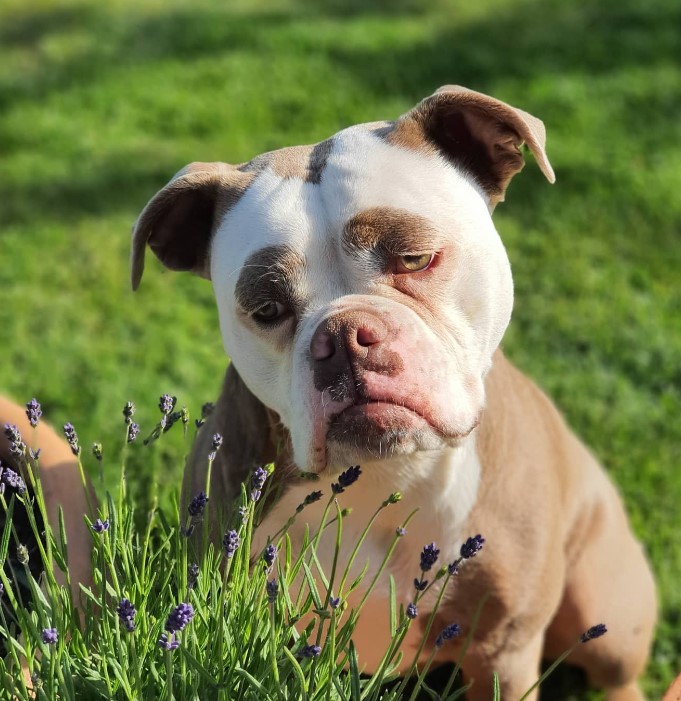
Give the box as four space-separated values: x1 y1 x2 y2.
131 85 554 474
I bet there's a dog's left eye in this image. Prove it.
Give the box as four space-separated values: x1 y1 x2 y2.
253 301 288 323
394 253 435 273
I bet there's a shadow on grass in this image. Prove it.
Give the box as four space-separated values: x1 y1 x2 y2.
1 0 678 230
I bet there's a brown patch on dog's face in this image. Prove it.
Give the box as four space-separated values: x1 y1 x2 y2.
238 138 334 184
234 245 304 350
343 206 440 257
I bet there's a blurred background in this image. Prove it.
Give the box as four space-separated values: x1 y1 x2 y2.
1 0 679 696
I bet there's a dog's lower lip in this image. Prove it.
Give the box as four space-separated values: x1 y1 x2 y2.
339 400 426 421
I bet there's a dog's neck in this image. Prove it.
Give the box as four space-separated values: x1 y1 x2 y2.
254 433 482 599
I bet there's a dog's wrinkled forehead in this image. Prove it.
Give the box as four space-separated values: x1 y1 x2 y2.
130 85 554 292
216 122 479 280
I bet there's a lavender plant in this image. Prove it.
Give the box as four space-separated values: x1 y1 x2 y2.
0 399 607 701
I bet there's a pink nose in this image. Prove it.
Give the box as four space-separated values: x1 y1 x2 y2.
309 312 388 362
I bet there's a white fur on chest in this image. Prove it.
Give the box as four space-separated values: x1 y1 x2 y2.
254 436 481 608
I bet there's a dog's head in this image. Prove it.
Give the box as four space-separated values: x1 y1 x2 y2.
132 86 554 474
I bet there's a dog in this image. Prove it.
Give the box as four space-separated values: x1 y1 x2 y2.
131 85 656 701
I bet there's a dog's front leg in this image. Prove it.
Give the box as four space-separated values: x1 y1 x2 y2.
461 630 545 701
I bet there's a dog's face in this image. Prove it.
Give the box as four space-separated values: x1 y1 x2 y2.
132 86 554 474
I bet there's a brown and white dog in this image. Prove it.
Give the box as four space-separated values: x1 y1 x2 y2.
131 86 656 701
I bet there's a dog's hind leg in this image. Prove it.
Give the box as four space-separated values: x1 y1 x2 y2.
543 468 656 701
461 630 545 701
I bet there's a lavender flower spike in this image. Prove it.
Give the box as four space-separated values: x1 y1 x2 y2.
250 466 268 501
460 534 485 560
41 628 58 645
165 603 194 633
420 542 440 572
2 467 27 495
299 644 322 658
3 424 25 457
266 578 279 603
208 433 223 461
435 623 461 648
25 399 42 428
116 598 137 632
187 491 209 518
223 530 240 558
263 543 278 571
92 518 109 533
580 623 608 643
63 423 80 456
406 602 418 619
127 422 140 443
158 633 180 651
159 394 176 416
122 401 136 424
331 465 361 494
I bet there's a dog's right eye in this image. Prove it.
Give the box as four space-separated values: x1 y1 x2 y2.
252 301 287 323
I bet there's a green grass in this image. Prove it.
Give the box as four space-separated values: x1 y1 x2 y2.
0 0 679 697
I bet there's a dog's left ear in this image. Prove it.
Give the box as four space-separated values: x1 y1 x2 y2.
394 85 555 206
131 162 253 290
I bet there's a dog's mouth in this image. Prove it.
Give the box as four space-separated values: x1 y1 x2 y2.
323 398 441 461
320 396 480 470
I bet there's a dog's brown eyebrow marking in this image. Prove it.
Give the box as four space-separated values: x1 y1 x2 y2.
238 138 334 185
235 245 305 313
343 207 440 255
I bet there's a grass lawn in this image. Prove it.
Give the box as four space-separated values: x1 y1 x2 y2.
1 0 679 697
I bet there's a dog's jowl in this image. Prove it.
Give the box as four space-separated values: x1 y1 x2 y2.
132 85 656 701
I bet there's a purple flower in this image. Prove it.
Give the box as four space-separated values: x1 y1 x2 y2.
413 578 428 592
187 563 199 589
460 534 485 560
263 543 277 571
159 394 176 416
238 506 248 523
580 624 608 643
420 543 440 572
187 491 209 518
92 518 109 533
331 465 361 494
223 530 240 558
165 603 194 633
396 527 407 537
63 423 80 456
250 466 268 501
329 596 341 609
123 401 136 424
4 424 25 457
266 578 279 603
208 433 223 461
406 602 418 619
25 399 42 428
116 598 136 632
41 628 58 645
208 436 222 461
299 644 321 659
158 633 180 651
1 466 27 495
447 562 459 576
435 623 461 648
297 490 323 512
127 422 140 443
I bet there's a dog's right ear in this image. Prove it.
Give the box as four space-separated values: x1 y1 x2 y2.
131 162 253 290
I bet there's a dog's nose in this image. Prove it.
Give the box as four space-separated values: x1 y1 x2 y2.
310 312 388 362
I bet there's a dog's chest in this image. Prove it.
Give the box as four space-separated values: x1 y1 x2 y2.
253 439 482 669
